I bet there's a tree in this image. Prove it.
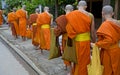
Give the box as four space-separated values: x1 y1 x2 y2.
54 0 76 18
114 0 120 19
5 0 77 19
55 0 58 18
0 1 2 9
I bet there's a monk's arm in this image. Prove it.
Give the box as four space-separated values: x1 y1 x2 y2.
16 10 21 18
26 11 28 19
36 15 40 26
7 14 12 23
7 15 13 27
90 14 96 43
96 35 114 49
28 15 33 26
50 14 53 25
54 26 62 37
66 23 76 39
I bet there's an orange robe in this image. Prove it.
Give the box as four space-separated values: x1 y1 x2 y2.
66 10 91 75
8 12 19 36
37 12 51 50
16 9 27 37
0 10 3 25
26 28 32 38
54 15 67 36
55 15 71 66
29 13 40 46
96 20 120 75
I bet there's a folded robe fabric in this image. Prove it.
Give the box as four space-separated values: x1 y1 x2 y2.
49 28 61 59
87 45 104 75
62 37 77 64
26 28 32 39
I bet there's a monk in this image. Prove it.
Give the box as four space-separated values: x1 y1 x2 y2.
54 4 74 73
94 5 120 75
37 6 52 50
66 1 96 75
16 5 27 41
7 8 19 39
28 8 40 49
0 9 3 26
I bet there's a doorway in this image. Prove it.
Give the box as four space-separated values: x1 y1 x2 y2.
87 0 103 29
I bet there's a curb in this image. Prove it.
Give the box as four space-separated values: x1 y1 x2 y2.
0 27 9 30
0 34 46 75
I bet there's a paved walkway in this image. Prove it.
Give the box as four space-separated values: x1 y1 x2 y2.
0 40 29 75
0 26 68 75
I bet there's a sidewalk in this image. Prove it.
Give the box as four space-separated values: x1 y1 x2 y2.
0 26 69 75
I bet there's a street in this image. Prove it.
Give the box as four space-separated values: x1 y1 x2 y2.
0 25 69 75
0 38 38 75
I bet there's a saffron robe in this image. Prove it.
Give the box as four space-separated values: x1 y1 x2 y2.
29 13 40 46
55 15 71 66
66 10 92 75
8 12 19 36
37 12 51 50
0 10 3 25
26 28 32 38
16 9 27 37
54 15 67 36
96 20 120 75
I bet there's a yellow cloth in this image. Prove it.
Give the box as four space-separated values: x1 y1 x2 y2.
41 24 50 28
87 45 104 75
32 23 37 26
75 32 90 41
49 28 61 59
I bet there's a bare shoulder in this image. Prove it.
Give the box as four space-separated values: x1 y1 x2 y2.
117 20 120 26
113 19 120 26
50 13 53 18
88 12 94 19
110 19 120 27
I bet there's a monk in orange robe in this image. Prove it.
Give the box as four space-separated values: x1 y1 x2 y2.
54 5 74 73
16 5 27 41
55 15 70 68
37 7 52 50
66 1 96 75
95 5 120 75
28 8 40 48
8 8 19 39
0 9 3 26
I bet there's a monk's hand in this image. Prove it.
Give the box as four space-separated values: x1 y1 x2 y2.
54 27 61 37
91 42 95 48
119 40 120 48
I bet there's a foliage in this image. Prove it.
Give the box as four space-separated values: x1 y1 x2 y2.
110 0 115 9
6 0 22 11
0 1 2 9
110 0 120 19
57 0 77 15
5 0 55 15
5 0 77 18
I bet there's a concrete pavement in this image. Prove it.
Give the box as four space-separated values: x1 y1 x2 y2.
0 40 30 75
0 26 69 75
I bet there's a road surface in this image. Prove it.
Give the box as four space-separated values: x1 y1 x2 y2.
0 38 38 75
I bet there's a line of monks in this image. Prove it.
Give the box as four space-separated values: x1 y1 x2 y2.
5 0 120 75
0 9 3 26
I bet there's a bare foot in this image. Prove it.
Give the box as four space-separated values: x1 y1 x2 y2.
67 73 70 75
63 65 67 70
39 47 43 54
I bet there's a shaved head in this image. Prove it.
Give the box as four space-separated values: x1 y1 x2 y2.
78 0 87 7
35 8 40 13
102 5 113 15
13 8 16 12
22 5 26 10
44 6 49 12
65 4 74 11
